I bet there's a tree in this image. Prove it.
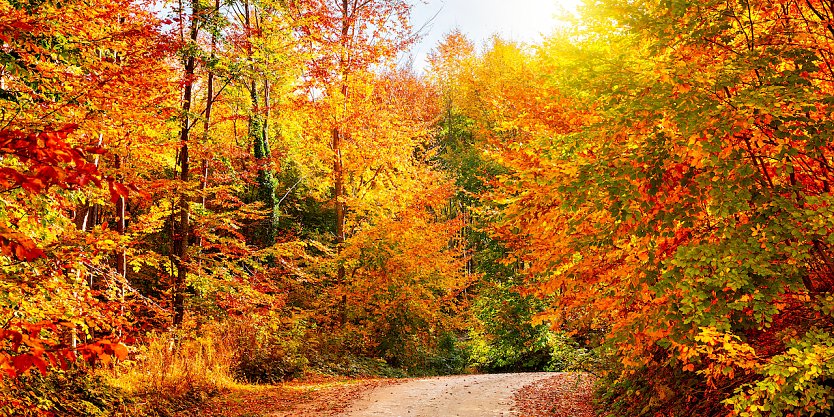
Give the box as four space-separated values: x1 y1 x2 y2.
339 170 470 369
227 0 294 246
287 0 414 284
0 0 171 379
427 34 593 371
171 0 202 327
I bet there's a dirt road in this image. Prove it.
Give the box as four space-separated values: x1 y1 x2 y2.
339 372 559 417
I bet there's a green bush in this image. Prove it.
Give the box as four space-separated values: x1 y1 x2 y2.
469 326 596 373
0 366 127 417
425 332 470 375
228 315 313 383
310 353 407 378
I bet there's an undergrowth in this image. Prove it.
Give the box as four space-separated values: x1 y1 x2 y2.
0 365 127 417
108 324 239 417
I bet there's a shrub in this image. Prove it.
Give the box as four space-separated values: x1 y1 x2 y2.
0 365 127 417
425 332 471 375
226 314 313 383
109 326 237 417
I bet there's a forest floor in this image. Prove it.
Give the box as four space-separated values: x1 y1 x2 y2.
513 373 597 417
178 372 595 417
174 376 399 417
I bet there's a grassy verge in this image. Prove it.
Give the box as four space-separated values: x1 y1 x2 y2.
174 377 398 417
107 330 240 417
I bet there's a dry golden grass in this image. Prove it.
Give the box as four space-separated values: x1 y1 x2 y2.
107 324 242 416
184 377 399 417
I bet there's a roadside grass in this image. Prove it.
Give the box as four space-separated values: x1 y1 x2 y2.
177 377 398 417
102 320 405 417
106 328 240 417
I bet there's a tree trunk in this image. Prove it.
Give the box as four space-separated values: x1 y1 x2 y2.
333 126 345 244
74 133 104 233
200 0 217 212
335 0 349 325
114 154 126 339
114 154 126 278
246 0 276 246
202 2 215 197
263 78 270 156
172 0 199 328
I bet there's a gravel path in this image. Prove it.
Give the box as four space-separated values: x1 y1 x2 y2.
339 373 559 417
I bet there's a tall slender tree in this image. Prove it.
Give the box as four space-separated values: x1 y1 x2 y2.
172 0 201 327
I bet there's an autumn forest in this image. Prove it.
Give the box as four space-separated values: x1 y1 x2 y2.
2 0 834 415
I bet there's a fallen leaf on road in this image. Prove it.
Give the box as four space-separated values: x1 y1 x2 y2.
513 373 596 417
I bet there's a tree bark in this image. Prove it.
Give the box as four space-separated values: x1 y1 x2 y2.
114 154 126 278
200 0 217 210
246 0 276 246
74 134 104 233
334 0 350 325
172 0 199 327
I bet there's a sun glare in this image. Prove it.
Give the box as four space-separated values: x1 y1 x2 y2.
409 0 580 70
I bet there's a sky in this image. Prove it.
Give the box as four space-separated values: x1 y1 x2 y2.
407 0 581 71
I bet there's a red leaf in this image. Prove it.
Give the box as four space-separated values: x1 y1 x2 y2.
6 238 45 262
111 343 129 360
108 179 130 203
10 354 34 375
32 356 48 375
115 182 130 199
2 330 23 352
